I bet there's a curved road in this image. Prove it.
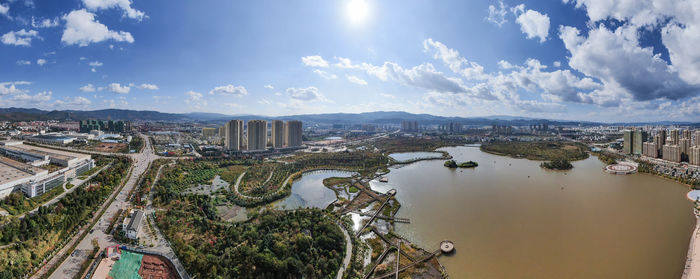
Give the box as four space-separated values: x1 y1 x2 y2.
336 223 352 279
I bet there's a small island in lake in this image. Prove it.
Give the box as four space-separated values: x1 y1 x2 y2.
540 159 573 170
444 160 479 168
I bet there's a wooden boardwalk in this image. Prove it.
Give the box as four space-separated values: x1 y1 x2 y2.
350 211 410 223
355 189 397 238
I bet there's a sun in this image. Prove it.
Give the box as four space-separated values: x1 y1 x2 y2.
347 0 369 24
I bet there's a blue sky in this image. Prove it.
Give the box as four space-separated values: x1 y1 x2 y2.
1 0 699 122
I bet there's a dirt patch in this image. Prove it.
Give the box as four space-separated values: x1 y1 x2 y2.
94 142 128 153
138 254 178 279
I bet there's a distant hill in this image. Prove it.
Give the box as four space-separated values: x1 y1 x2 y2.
0 107 697 126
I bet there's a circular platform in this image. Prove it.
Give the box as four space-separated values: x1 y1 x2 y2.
387 189 397 196
440 240 455 254
604 163 638 174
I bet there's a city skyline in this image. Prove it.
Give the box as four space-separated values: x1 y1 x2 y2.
1 0 700 122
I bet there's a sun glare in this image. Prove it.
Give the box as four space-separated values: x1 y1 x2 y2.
347 0 369 24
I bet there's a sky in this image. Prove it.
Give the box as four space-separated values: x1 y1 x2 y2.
0 0 699 122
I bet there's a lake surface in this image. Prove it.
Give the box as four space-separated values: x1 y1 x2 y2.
371 146 695 279
273 170 355 210
388 151 443 162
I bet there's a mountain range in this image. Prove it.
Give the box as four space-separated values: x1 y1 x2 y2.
0 108 697 126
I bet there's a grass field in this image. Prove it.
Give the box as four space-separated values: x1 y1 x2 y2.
480 141 589 161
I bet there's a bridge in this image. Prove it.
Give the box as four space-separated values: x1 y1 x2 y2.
355 189 397 238
350 210 410 223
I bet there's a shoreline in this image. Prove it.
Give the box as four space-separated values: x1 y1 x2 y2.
683 218 700 279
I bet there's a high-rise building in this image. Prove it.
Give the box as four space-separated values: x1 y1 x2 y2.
643 142 658 158
247 120 267 151
633 130 646 155
271 120 285 148
202 127 216 138
219 126 225 137
680 138 691 159
401 121 419 132
669 129 680 145
690 146 700 166
695 131 700 147
662 144 681 163
623 130 633 155
225 120 244 151
654 130 667 157
284 120 303 147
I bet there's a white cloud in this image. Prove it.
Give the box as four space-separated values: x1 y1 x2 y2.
379 93 396 99
486 0 508 27
559 24 698 103
313 69 338 80
138 83 158 90
31 17 59 28
0 81 31 95
347 75 368 85
12 91 52 103
553 61 561 67
107 83 130 94
286 87 329 102
55 96 92 106
423 39 487 80
515 8 550 43
185 90 207 108
89 61 103 67
333 56 470 94
16 60 31 65
80 84 96 92
1 29 40 46
82 0 145 21
301 55 329 67
565 0 700 86
0 3 9 18
209 84 247 96
264 84 274 90
61 9 134 47
36 59 46 66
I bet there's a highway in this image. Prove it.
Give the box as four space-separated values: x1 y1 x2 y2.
43 134 160 279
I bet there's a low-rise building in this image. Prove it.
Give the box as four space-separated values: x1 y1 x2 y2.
125 210 145 240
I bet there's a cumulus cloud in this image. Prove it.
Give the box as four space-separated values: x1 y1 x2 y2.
0 3 8 17
301 55 329 67
12 91 52 103
138 83 158 90
286 87 329 102
422 38 597 111
347 75 368 85
185 90 207 108
333 56 470 94
61 9 134 47
486 0 508 27
31 17 59 28
1 29 40 46
209 84 247 96
564 0 700 86
264 84 274 89
313 69 338 80
55 96 92 106
16 60 31 65
80 84 96 92
107 83 130 94
559 24 698 103
0 81 31 95
36 59 46 66
82 0 145 21
514 8 550 42
89 61 103 67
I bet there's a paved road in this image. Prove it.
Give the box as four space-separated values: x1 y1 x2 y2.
46 135 159 279
336 222 353 279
